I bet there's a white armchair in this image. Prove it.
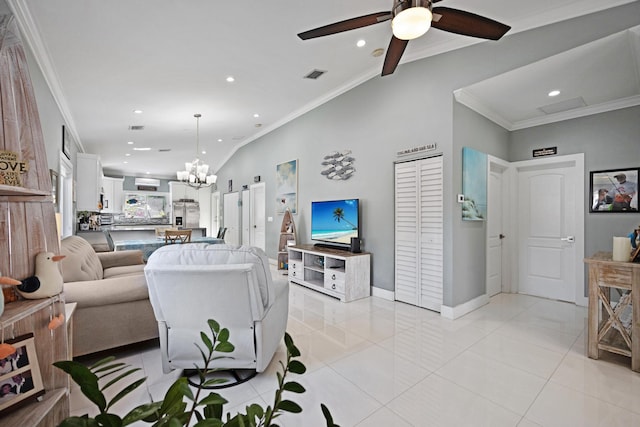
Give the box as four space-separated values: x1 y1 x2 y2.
144 244 289 375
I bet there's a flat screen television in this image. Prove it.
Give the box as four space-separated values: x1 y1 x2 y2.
311 198 360 247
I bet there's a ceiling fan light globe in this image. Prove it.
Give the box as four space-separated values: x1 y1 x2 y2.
392 7 432 40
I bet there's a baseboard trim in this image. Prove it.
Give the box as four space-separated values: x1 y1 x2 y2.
371 286 394 301
440 294 489 319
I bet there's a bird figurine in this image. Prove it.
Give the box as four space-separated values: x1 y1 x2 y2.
16 252 66 300
0 275 22 318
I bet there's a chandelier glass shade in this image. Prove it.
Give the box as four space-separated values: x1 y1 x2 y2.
176 114 217 189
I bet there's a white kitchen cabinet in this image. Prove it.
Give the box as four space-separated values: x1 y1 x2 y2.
102 176 124 213
76 153 103 212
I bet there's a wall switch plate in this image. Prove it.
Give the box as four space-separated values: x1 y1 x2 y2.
457 194 465 203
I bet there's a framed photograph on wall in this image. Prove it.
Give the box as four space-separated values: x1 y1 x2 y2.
589 168 638 213
276 159 298 214
62 125 71 160
0 333 45 415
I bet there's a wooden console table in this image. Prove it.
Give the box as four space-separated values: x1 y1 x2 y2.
585 252 639 372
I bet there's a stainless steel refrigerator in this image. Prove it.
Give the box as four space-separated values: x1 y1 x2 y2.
172 201 200 228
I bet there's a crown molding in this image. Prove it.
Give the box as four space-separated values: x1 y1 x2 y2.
453 89 513 130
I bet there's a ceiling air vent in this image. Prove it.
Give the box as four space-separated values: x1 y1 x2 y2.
304 69 326 80
538 97 587 115
158 148 171 152
128 125 145 131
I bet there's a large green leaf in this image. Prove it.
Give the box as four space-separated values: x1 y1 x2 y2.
121 402 162 425
54 361 106 411
94 412 122 427
278 400 302 413
208 319 221 334
198 392 227 406
58 416 101 427
200 331 213 352
106 378 147 410
214 342 235 353
288 360 306 375
321 403 340 427
218 328 229 343
101 368 143 391
282 381 305 393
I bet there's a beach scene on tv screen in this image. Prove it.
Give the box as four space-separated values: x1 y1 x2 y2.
312 199 358 244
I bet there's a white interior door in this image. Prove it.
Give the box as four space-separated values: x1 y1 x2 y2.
59 154 74 238
242 189 250 245
223 192 241 245
486 157 509 297
395 156 443 311
512 154 584 304
250 182 266 250
211 192 220 237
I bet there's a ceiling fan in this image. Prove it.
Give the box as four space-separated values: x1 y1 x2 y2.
298 0 511 76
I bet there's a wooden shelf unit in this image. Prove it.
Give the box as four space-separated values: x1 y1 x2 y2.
0 297 69 425
585 252 640 372
288 244 370 302
277 209 296 272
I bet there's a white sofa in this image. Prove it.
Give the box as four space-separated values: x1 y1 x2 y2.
144 244 289 374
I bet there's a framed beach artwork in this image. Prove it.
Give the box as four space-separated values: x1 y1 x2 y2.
462 147 487 221
276 159 298 214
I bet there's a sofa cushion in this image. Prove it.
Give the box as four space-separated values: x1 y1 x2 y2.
63 274 150 308
103 264 146 279
146 244 272 307
60 236 104 281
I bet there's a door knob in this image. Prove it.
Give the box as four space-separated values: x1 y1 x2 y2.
560 236 575 243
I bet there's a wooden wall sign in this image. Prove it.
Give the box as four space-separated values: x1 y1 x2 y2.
0 150 29 187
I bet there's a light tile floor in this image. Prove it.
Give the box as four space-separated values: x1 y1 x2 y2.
70 280 640 426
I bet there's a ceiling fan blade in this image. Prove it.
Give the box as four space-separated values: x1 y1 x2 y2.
431 7 510 40
298 12 391 40
381 36 409 76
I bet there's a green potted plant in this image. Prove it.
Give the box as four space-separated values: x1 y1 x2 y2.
55 319 338 426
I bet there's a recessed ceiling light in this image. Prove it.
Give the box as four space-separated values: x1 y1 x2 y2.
133 109 143 114
548 90 561 97
218 138 223 142
146 171 150 174
125 153 131 157
127 141 134 145
226 76 235 83
133 147 151 151
357 39 366 47
123 161 128 164
201 150 206 154
253 113 260 118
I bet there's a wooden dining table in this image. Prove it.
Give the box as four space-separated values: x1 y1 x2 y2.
114 237 224 261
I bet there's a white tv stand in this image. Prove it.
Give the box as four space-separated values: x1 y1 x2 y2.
288 244 370 302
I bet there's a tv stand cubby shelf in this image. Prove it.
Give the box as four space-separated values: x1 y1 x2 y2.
288 245 370 302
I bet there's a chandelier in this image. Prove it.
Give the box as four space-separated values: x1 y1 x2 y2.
176 113 217 189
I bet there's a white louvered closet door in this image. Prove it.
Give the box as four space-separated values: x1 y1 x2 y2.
394 156 443 312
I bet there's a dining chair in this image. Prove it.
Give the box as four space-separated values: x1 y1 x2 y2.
164 229 192 244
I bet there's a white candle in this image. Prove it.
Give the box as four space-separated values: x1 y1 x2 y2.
612 236 631 261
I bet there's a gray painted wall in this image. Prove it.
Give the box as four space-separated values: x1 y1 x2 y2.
510 106 640 266
452 102 510 304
